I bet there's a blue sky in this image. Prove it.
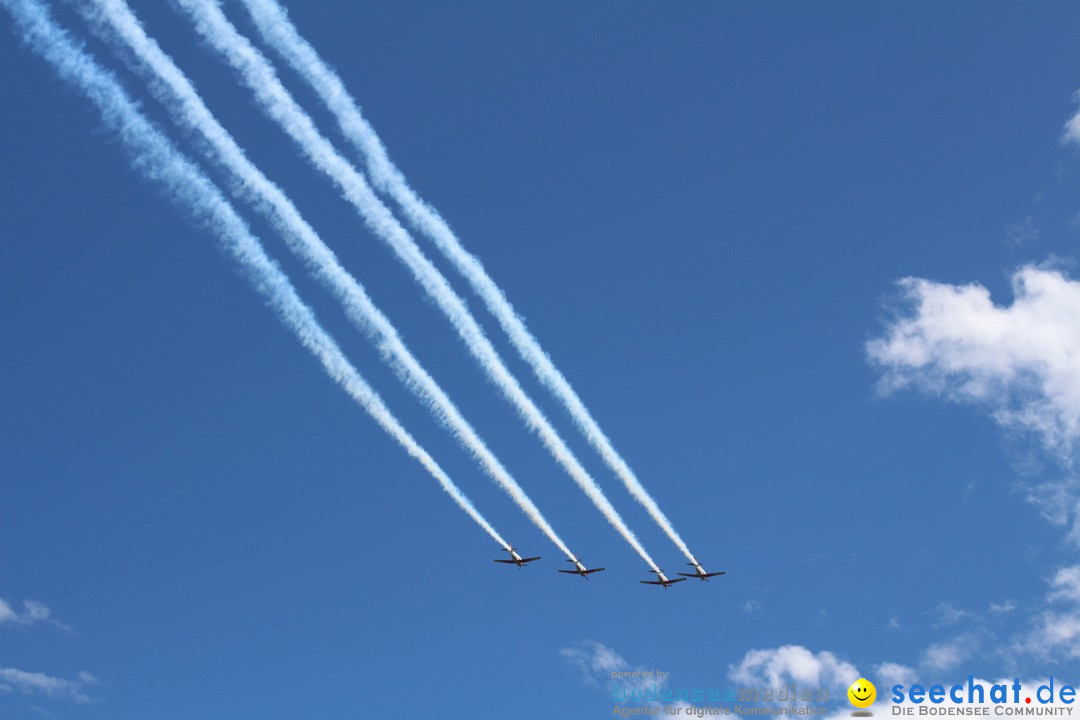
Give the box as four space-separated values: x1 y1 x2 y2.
5 1 1080 718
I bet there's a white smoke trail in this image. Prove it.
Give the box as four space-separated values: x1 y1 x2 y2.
77 0 575 562
238 0 700 565
173 0 659 570
2 0 509 551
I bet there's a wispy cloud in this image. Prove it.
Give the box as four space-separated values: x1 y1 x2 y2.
0 596 90 708
0 599 70 633
931 602 975 629
1005 216 1039 247
1047 564 1080 604
0 668 97 704
872 565 1080 674
875 661 916 688
1019 563 1080 661
561 641 657 693
920 634 979 672
989 600 1017 616
560 641 697 715
742 600 762 614
1061 93 1080 146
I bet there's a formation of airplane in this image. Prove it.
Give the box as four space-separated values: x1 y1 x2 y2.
493 547 541 567
639 569 688 589
678 561 726 581
558 557 606 579
493 549 723 588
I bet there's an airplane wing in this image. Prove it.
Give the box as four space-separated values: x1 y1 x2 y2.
640 580 663 585
667 577 688 585
557 569 579 574
493 559 517 564
519 556 541 564
582 568 605 575
678 570 725 579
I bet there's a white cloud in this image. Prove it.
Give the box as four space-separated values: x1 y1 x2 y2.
1062 93 1080 146
932 602 974 628
989 600 1016 615
920 635 977 672
742 600 762 614
28 705 58 720
0 668 96 704
0 597 90 710
867 260 1080 670
21 601 50 623
1047 564 1080 604
874 661 916 689
561 640 629 688
0 600 18 625
867 266 1080 461
0 598 70 633
561 641 1080 717
1005 216 1039 247
1030 610 1080 657
1021 563 1080 660
565 641 856 715
728 645 858 692
560 641 694 714
907 564 1080 669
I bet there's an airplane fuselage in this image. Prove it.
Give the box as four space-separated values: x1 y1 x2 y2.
677 562 726 581
559 558 605 578
494 547 540 567
640 570 686 588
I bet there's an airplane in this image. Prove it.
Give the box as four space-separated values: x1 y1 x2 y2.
493 547 541 568
640 569 687 589
558 557 606 579
677 561 726 582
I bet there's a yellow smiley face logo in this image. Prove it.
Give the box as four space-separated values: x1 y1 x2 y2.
848 678 876 709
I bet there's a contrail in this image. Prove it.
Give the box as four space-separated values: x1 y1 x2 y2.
2 0 509 552
173 0 659 570
76 0 576 562
238 0 700 565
